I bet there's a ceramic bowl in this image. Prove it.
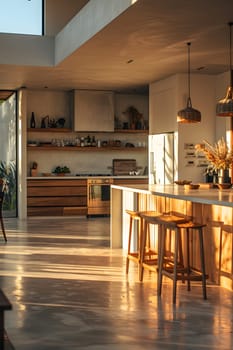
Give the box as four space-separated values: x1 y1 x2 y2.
184 183 200 190
174 180 192 186
217 183 232 190
189 183 200 190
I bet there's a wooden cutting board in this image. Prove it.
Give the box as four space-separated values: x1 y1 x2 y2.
112 159 137 175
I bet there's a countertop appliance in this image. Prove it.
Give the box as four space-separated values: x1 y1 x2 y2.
87 177 113 216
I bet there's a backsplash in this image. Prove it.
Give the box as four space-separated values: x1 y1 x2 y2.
27 132 148 176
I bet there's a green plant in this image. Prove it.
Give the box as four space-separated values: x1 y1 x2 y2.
53 166 70 174
0 160 16 210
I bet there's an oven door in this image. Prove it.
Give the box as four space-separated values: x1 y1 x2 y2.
88 182 111 215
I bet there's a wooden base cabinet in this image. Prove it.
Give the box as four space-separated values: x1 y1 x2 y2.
27 179 87 216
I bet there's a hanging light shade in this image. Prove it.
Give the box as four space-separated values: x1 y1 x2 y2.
177 42 201 123
216 22 233 117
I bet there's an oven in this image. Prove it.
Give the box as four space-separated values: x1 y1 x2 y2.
87 178 113 216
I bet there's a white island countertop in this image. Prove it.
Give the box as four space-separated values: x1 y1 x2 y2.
111 183 233 207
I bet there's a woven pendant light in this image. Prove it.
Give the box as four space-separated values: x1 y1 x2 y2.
216 22 233 117
177 42 201 123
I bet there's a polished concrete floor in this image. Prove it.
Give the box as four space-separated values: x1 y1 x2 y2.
0 216 233 349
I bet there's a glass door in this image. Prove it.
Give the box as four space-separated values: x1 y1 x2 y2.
0 91 17 217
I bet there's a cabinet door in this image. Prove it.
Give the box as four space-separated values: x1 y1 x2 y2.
74 90 114 131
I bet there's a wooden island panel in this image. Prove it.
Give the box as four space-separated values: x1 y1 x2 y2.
111 183 233 290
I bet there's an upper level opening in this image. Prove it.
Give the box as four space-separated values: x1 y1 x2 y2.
0 0 44 35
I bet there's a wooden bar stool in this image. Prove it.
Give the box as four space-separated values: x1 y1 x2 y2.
125 210 142 274
157 215 208 304
138 211 187 283
126 209 161 278
138 211 162 282
206 219 233 285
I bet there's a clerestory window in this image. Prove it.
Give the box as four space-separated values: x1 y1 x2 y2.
0 0 44 35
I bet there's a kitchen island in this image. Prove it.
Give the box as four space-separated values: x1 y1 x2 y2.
111 183 233 289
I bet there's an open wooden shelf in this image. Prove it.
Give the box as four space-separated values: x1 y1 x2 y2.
27 128 72 132
27 146 147 151
114 129 149 134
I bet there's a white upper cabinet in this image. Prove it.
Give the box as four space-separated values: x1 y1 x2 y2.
73 90 114 132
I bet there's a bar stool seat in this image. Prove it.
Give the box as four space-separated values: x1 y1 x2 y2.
157 215 208 304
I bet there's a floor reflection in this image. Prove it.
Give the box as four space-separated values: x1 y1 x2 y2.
0 216 233 350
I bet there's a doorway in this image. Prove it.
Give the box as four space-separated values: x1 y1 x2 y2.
0 91 17 217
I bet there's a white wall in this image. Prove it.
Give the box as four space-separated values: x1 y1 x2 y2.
177 74 216 182
149 73 226 183
149 75 178 134
215 71 232 141
27 90 71 128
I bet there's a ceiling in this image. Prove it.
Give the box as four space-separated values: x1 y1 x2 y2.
1 0 233 95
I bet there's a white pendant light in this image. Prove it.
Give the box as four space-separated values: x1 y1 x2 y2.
177 42 201 123
216 22 233 117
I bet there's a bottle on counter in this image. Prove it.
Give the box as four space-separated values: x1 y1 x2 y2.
80 137 85 147
91 136 96 147
87 135 91 147
30 112 36 128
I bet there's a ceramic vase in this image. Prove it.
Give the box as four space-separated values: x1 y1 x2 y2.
217 168 231 184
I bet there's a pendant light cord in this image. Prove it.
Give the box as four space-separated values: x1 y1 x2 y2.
229 22 233 86
187 42 191 106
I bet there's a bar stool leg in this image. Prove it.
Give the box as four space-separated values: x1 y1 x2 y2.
198 227 207 300
186 228 191 291
139 219 147 282
126 215 133 274
157 225 165 297
172 228 180 304
0 217 7 243
218 226 223 285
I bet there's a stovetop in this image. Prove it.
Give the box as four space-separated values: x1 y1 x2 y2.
76 173 111 177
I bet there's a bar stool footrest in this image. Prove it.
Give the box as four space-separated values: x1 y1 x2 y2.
127 252 139 261
162 267 209 281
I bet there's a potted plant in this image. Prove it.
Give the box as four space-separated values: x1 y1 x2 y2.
53 166 71 176
0 160 16 212
195 137 233 184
